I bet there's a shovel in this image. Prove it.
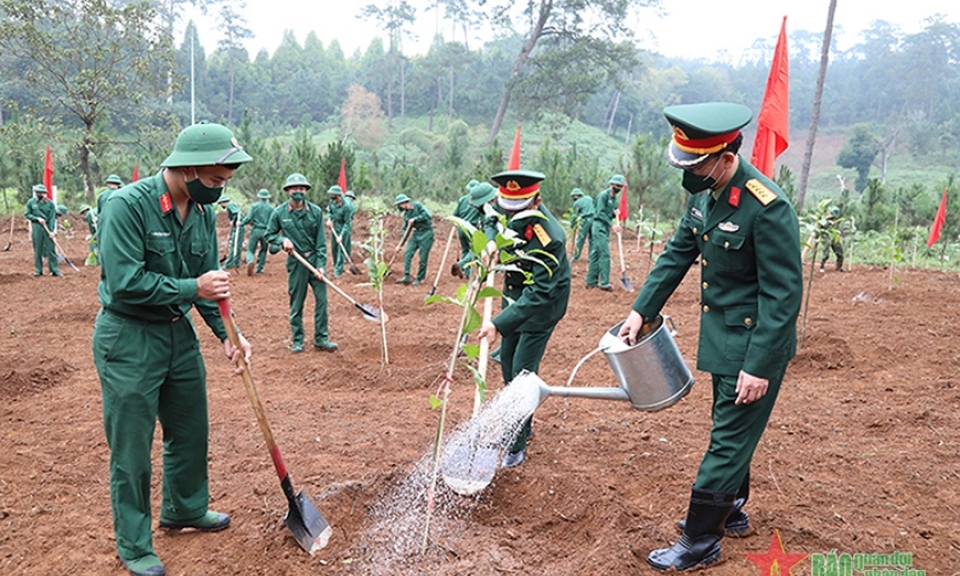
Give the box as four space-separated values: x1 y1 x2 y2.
331 227 360 275
427 226 457 299
290 249 384 323
385 224 413 277
3 216 14 251
51 234 80 273
217 298 332 555
616 229 633 291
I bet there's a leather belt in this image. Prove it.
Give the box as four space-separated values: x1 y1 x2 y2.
105 308 183 324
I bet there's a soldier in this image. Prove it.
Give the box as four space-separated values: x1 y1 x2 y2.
477 170 571 468
241 188 273 275
93 123 253 576
217 195 244 269
617 103 803 571
819 205 845 272
265 173 338 353
393 194 434 286
451 179 479 278
24 184 60 277
586 174 625 290
570 187 594 261
342 188 357 268
79 204 98 265
97 174 124 219
325 185 353 277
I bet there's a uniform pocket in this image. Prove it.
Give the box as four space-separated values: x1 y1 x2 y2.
708 231 751 274
144 236 176 275
722 305 756 361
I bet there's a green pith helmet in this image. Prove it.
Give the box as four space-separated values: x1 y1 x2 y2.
217 196 230 204
327 185 344 196
345 189 356 199
32 184 47 194
571 188 583 197
56 204 68 215
79 204 91 213
609 174 626 186
828 205 840 217
394 194 411 206
469 182 496 207
465 179 479 192
663 102 753 168
257 188 271 199
105 174 123 185
283 172 311 191
160 122 253 168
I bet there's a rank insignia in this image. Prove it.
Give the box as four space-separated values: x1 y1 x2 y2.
718 221 740 233
728 186 741 207
159 192 173 214
745 179 777 206
533 223 551 245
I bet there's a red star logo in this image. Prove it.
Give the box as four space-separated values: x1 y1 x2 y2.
744 529 807 576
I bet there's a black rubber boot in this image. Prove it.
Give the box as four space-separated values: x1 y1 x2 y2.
648 486 735 571
678 472 752 537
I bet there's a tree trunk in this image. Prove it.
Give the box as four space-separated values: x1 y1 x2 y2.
400 57 406 120
486 0 552 145
606 90 621 136
227 60 235 125
448 67 454 121
80 127 95 201
797 0 838 211
386 50 394 127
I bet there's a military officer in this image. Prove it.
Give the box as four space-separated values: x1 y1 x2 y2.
325 185 353 277
97 174 124 219
586 174 624 290
265 173 338 353
393 194 434 286
218 195 244 269
617 103 803 571
24 184 60 276
570 187 594 261
93 123 253 576
451 179 479 278
240 189 273 275
477 170 571 468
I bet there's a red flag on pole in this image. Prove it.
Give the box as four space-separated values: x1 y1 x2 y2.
508 124 522 170
43 145 54 203
927 188 948 247
337 157 347 192
618 180 629 222
132 164 139 182
750 16 790 179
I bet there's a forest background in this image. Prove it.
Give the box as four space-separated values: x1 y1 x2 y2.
1 0 959 269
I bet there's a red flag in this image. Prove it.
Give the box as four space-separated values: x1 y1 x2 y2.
132 164 139 182
337 157 347 192
927 188 948 247
43 145 54 203
508 124 522 170
750 16 790 179
618 180 629 222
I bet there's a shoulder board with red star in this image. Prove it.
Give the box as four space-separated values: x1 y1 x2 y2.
728 186 741 208
745 179 777 206
533 223 551 245
159 192 173 214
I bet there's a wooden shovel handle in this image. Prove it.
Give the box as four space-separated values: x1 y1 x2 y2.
290 249 362 307
616 229 627 273
432 226 457 288
473 269 497 416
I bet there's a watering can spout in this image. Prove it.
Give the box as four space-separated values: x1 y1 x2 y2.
534 377 631 406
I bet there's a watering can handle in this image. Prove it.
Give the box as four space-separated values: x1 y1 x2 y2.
664 315 679 337
564 346 605 389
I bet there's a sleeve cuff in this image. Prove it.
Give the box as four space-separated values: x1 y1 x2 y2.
178 278 199 302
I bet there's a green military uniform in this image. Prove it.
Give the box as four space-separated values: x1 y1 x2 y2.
487 171 571 462
326 185 354 277
571 188 593 261
586 176 623 288
341 191 356 271
266 173 336 352
92 123 253 575
452 179 480 277
241 189 273 274
394 194 434 285
631 102 803 572
819 205 845 272
97 174 124 220
219 197 244 269
80 205 98 265
24 185 60 276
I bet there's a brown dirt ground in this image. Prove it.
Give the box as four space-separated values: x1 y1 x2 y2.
1 211 958 575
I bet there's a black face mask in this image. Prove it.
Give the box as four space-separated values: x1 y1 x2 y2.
681 158 723 194
183 169 223 204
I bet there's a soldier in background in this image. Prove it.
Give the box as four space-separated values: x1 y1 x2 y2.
241 189 273 275
570 187 593 261
819 205 846 273
24 184 60 277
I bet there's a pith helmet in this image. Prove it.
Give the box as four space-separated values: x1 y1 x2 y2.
469 183 496 207
160 122 253 168
79 204 92 213
105 174 123 185
394 194 411 206
257 188 271 199
327 185 344 196
56 204 68 215
609 174 626 186
570 188 583 197
465 179 479 192
283 173 311 191
828 205 841 217
345 190 356 199
217 196 230 204
32 184 48 194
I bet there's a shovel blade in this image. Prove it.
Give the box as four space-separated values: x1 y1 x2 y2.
620 273 634 292
357 303 383 322
284 490 332 555
349 264 360 275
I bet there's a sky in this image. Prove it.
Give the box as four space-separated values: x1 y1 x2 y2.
184 0 960 62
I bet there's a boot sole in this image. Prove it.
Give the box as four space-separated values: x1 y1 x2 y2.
648 551 724 572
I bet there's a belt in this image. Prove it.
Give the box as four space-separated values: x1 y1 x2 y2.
104 308 183 324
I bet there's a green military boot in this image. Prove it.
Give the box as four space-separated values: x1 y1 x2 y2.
159 510 231 532
120 553 165 576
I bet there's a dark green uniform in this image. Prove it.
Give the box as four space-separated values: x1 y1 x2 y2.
489 204 571 454
572 194 594 261
242 200 273 273
82 208 98 265
401 201 434 283
223 202 244 268
328 196 355 277
24 194 60 276
453 194 481 276
819 208 845 272
586 188 618 287
266 200 333 349
93 172 229 565
96 188 115 219
631 159 802 493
